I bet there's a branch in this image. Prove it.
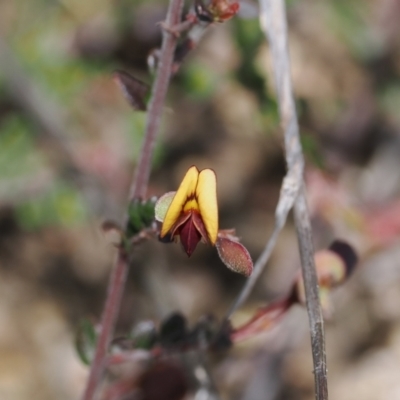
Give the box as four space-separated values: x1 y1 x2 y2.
293 188 328 399
129 0 185 201
82 0 185 398
224 171 300 318
259 0 328 399
222 0 327 398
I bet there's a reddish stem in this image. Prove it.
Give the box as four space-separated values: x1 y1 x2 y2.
129 0 185 201
231 298 292 342
82 1 184 398
82 252 128 400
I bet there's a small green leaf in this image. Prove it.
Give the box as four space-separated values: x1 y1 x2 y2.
126 198 156 237
75 319 97 366
130 321 158 350
154 192 176 223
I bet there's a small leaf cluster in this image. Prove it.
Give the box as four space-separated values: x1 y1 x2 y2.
126 198 156 238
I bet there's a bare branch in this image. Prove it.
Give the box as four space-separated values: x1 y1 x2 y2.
259 0 328 399
225 170 300 318
82 0 185 398
129 0 185 201
293 188 328 399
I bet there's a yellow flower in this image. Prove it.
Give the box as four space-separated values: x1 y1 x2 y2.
159 166 218 256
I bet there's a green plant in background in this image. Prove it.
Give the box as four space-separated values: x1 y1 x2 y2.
0 115 87 229
181 62 219 100
16 182 87 229
233 18 279 126
0 114 43 179
301 131 325 169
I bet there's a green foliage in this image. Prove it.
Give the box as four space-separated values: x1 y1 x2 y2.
328 0 375 60
0 114 44 179
233 19 267 105
126 198 156 238
232 18 279 127
181 62 219 100
301 132 325 169
0 115 88 230
75 319 97 366
15 182 88 230
9 2 110 110
378 82 400 125
129 321 157 350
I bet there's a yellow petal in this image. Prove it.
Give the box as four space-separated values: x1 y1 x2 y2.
160 166 199 237
196 169 218 244
183 198 199 213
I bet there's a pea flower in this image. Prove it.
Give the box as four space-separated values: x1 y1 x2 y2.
158 166 218 257
155 166 253 276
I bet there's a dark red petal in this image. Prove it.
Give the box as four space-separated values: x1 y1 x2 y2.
191 211 210 243
179 215 202 257
170 212 191 237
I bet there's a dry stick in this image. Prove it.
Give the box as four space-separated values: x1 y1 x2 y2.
225 171 300 319
82 0 184 399
294 188 328 400
260 0 328 399
223 0 304 326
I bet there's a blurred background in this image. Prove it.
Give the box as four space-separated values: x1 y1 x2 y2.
1 0 400 399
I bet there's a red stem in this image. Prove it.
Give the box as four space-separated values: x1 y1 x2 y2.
82 252 128 400
231 298 292 342
129 0 184 201
82 1 184 398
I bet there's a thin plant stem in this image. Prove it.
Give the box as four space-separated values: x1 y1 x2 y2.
231 298 291 342
293 188 328 399
224 169 299 319
129 0 185 201
225 219 282 319
82 1 184 398
82 251 128 400
259 0 328 399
